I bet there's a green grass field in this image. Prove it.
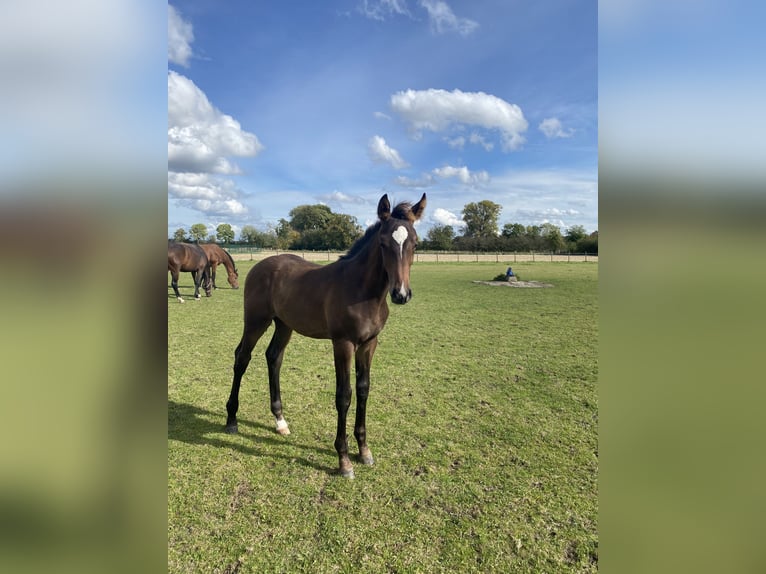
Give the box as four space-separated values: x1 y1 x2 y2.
168 261 598 573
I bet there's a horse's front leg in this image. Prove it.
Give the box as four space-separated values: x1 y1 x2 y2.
332 339 355 478
354 336 377 466
171 271 184 303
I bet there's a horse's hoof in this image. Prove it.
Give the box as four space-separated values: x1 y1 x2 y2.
340 468 355 479
360 455 375 466
177 297 185 303
224 424 238 434
275 418 290 435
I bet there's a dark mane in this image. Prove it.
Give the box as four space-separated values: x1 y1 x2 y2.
391 201 416 221
339 201 416 261
223 247 237 272
340 222 381 260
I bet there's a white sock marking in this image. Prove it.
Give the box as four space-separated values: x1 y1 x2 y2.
275 418 289 431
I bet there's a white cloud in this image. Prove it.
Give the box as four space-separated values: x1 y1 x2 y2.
445 136 465 149
513 207 582 219
539 117 574 139
394 173 436 188
168 172 249 217
419 0 479 36
469 132 494 151
374 111 392 120
318 190 368 204
168 5 194 67
390 88 528 150
358 0 410 21
168 71 264 220
168 71 264 174
433 165 490 185
368 135 409 169
432 207 466 227
446 133 494 150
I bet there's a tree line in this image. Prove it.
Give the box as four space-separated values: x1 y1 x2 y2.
170 200 597 254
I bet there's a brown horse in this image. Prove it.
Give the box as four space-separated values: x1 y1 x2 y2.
168 242 212 302
225 193 426 478
199 244 239 289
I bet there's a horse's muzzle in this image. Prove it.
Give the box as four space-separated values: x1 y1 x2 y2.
390 287 412 305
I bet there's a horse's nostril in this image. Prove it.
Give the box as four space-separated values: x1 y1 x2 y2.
391 289 411 305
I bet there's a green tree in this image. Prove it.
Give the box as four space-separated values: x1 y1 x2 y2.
425 225 455 250
525 225 541 238
577 231 598 254
501 223 525 238
288 204 333 232
274 218 299 250
189 223 208 242
256 230 277 249
240 225 259 244
241 225 276 248
462 200 502 238
216 223 235 244
172 228 188 242
565 224 587 244
323 213 362 250
541 222 565 252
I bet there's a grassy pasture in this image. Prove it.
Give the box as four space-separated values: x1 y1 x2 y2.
168 261 598 573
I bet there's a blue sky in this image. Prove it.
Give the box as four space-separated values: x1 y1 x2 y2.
168 1 598 239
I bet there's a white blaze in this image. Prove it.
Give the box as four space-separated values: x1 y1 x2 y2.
392 225 410 299
392 225 408 257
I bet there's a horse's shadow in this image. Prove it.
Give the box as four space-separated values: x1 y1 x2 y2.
168 400 336 475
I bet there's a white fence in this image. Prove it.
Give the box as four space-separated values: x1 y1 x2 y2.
228 249 597 264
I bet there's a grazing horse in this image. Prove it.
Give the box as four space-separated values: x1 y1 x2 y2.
168 242 212 302
225 193 426 478
199 244 239 289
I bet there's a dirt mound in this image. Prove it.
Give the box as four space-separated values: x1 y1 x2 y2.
471 280 554 288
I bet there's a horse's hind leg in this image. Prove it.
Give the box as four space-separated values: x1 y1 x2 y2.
211 262 218 289
190 270 201 299
225 319 270 433
265 318 293 436
354 337 378 466
202 265 212 296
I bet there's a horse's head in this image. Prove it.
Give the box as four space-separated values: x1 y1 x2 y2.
377 193 426 305
227 268 240 289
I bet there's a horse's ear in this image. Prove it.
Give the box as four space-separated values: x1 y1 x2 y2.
377 194 391 221
411 193 427 220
